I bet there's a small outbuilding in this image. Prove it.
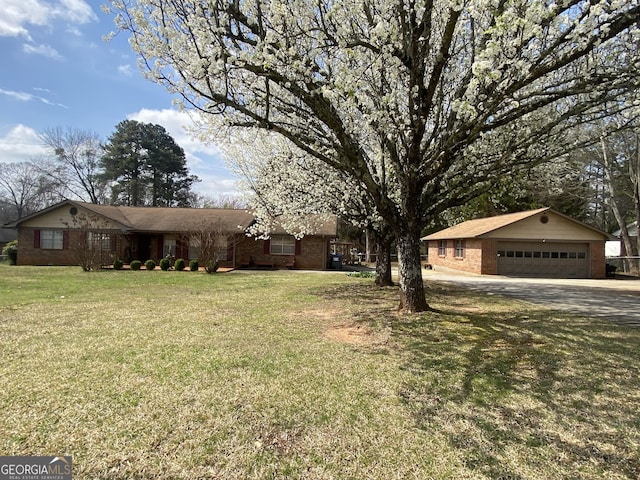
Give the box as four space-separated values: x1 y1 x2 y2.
422 207 612 279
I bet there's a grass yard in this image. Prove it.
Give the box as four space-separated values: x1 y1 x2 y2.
0 265 639 479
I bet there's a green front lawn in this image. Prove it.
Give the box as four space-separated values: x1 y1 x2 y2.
1 266 638 479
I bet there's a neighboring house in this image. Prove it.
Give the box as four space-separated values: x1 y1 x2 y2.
422 208 612 279
611 221 638 257
6 200 337 270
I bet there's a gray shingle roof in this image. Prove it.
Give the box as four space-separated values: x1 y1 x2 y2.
82 204 256 233
9 200 337 237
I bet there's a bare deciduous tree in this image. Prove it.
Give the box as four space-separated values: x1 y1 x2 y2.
62 211 116 271
0 161 63 221
39 127 108 204
189 220 242 273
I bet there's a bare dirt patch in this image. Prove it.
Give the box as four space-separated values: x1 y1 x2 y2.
324 324 376 345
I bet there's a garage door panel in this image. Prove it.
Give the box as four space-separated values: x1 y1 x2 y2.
497 242 588 278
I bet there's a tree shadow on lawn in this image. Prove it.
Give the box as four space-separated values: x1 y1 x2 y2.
319 281 640 479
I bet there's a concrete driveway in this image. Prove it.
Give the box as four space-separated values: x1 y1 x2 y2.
422 269 640 327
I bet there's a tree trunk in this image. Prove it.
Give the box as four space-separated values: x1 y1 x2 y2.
396 232 429 312
631 132 640 275
365 229 371 263
602 135 639 275
375 236 393 287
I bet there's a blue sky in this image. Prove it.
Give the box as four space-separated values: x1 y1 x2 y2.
0 0 239 199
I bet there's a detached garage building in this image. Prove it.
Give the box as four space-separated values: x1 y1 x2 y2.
422 208 611 279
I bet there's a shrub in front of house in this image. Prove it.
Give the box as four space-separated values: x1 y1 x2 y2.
174 258 185 271
160 258 171 271
145 259 156 270
113 259 124 270
205 260 219 274
130 260 142 271
189 259 199 271
2 240 18 265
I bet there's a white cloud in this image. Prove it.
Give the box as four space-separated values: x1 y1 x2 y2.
56 0 97 24
23 43 64 61
66 26 83 37
0 88 67 108
127 108 223 158
0 19 30 38
0 124 48 163
0 89 33 102
117 64 133 77
0 0 49 37
0 0 96 38
126 108 240 198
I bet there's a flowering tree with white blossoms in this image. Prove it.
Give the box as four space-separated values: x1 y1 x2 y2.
222 129 395 286
108 0 640 311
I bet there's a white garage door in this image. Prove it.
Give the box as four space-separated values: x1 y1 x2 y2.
497 242 589 278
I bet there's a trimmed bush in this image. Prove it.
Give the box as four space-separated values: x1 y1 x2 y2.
205 260 220 274
2 240 18 265
113 259 124 270
145 259 156 270
189 259 199 272
130 260 142 271
174 258 185 271
160 258 171 271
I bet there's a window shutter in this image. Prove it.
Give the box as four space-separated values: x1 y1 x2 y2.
263 239 270 254
62 231 69 250
34 229 41 248
295 239 302 255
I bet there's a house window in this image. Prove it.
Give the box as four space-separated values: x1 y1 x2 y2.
163 237 176 257
438 240 446 256
214 242 229 261
270 235 296 255
40 229 64 249
454 239 465 258
188 237 199 260
89 232 111 251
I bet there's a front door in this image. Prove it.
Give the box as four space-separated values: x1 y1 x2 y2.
137 235 153 261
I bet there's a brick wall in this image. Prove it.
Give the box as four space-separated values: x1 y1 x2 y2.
17 226 331 270
291 236 329 269
225 235 330 270
590 241 606 279
480 239 498 274
17 228 79 266
427 239 485 274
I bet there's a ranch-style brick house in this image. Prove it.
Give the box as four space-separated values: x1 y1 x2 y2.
422 208 612 279
8 200 338 270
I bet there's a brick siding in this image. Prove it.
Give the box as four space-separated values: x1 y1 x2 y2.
226 236 330 270
590 241 606 279
427 239 488 275
17 228 79 266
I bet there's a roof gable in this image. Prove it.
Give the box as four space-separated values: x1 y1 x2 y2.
612 221 638 238
6 200 131 230
423 208 549 240
423 208 612 241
